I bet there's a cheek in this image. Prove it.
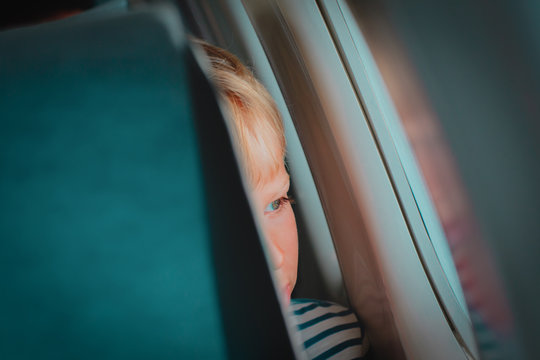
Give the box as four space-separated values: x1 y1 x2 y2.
266 207 298 279
281 208 298 267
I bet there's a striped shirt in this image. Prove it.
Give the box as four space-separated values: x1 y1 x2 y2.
290 299 369 360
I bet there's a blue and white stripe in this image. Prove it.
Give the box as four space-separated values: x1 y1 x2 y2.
290 299 369 359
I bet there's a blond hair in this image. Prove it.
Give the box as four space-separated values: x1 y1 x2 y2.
193 39 286 186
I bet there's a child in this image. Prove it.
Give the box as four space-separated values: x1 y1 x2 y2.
193 39 368 359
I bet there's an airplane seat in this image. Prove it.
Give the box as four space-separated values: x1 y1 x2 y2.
0 2 293 359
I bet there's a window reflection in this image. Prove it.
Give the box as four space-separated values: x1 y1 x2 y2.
347 1 514 358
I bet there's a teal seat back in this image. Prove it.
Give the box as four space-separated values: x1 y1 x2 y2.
0 6 225 359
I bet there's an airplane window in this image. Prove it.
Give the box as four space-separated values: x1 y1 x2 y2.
337 0 516 358
332 2 467 310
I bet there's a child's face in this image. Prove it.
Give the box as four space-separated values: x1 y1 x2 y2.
251 162 298 305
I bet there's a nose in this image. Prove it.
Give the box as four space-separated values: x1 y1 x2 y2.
267 238 284 270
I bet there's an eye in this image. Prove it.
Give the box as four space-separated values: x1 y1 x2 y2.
264 197 294 214
265 198 283 213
